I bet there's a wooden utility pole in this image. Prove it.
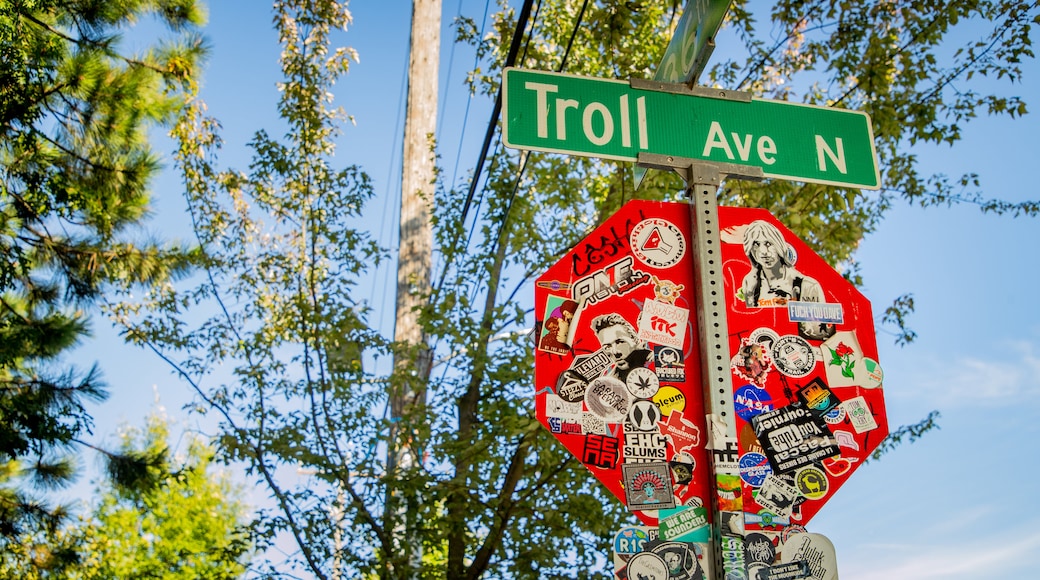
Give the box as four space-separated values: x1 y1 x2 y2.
389 0 440 574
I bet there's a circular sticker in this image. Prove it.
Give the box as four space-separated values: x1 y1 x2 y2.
823 405 847 425
744 532 776 566
584 376 629 422
555 369 589 403
651 541 704 580
626 366 661 398
862 357 884 388
628 400 662 431
781 524 808 544
627 552 669 580
749 327 780 351
795 467 829 500
739 452 773 487
613 526 651 557
771 335 816 378
631 218 686 268
735 384 775 421
653 386 686 417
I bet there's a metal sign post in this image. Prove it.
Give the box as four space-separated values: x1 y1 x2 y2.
638 153 762 580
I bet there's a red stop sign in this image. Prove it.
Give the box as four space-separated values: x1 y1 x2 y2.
534 200 888 529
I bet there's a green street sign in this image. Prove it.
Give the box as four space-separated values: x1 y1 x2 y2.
655 0 732 84
502 68 881 190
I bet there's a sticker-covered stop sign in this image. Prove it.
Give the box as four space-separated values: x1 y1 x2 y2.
533 200 888 531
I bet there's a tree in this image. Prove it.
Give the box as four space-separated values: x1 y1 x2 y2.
0 0 206 560
115 0 1039 578
0 412 252 579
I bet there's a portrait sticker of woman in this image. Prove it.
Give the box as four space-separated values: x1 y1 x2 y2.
738 220 825 308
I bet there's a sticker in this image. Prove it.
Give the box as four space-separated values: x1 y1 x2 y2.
821 455 856 478
744 532 777 566
745 510 789 529
650 541 706 579
822 331 864 388
798 320 836 342
624 431 669 463
795 467 829 500
638 300 690 349
628 399 663 432
772 335 817 378
669 453 695 486
626 552 670 580
716 474 743 512
752 404 840 475
651 276 685 305
585 376 630 422
796 378 839 416
737 219 826 308
544 393 583 421
787 301 844 324
749 327 780 351
613 525 654 557
653 386 686 417
659 509 708 541
654 345 686 382
843 396 879 433
590 313 653 383
735 384 775 421
555 369 589 403
626 367 661 399
582 412 608 435
623 463 676 510
756 475 800 519
583 433 620 469
721 534 746 580
739 452 773 487
536 279 572 291
546 417 583 435
748 562 772 580
537 295 578 355
571 256 650 306
822 405 846 425
767 561 812 580
631 218 686 269
661 410 701 454
780 524 808 544
732 336 772 387
712 439 741 473
862 357 884 388
779 533 838 580
739 423 765 455
833 430 858 450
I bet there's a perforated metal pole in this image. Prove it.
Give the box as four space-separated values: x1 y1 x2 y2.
637 153 762 580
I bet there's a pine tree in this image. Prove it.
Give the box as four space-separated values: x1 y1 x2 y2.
0 0 206 558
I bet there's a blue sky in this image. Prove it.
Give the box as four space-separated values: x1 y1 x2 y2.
76 1 1039 578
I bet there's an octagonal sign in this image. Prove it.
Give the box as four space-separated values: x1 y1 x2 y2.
534 201 713 527
535 200 888 531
